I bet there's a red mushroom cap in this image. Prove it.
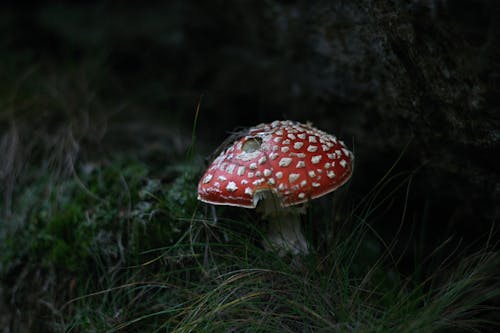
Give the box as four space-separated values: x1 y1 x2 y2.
198 120 354 208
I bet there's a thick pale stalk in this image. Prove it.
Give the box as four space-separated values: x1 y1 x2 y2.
255 191 309 256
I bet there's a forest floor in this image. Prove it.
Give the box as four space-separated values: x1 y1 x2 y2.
0 120 499 332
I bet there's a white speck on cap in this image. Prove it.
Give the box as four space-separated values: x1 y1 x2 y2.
226 164 236 174
249 163 258 169
245 187 253 196
307 145 318 152
340 159 347 168
226 181 238 192
298 193 306 199
294 142 304 149
281 146 290 153
203 174 213 183
289 173 300 183
296 161 306 168
252 178 265 186
308 170 316 178
279 157 292 167
308 136 317 143
276 171 283 179
327 170 336 179
311 155 322 164
263 169 272 177
218 175 227 181
237 166 245 176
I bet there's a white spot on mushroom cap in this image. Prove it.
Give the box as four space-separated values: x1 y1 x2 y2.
250 163 258 169
312 182 321 187
241 179 248 185
298 193 306 199
294 142 304 149
279 157 292 167
296 161 306 168
273 137 282 143
276 171 283 179
327 170 336 178
268 178 276 185
308 136 317 143
252 178 265 186
258 156 267 165
287 133 296 140
300 180 307 187
311 155 322 164
237 166 245 176
245 187 253 196
218 175 227 181
226 181 238 192
289 173 300 183
226 164 236 174
308 170 316 178
248 172 254 178
283 139 291 145
340 159 347 168
298 133 306 139
236 150 261 161
263 169 272 177
281 146 290 153
307 145 318 152
203 174 213 183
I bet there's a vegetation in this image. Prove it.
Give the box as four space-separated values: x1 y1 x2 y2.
1 148 498 332
1 2 499 331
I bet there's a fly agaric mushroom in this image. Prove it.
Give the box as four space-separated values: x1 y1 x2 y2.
198 120 353 255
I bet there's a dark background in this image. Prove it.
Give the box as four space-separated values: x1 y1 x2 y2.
1 0 499 262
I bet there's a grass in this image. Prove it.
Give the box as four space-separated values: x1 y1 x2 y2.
1 147 498 332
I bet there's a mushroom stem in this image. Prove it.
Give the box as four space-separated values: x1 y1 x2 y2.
256 191 309 256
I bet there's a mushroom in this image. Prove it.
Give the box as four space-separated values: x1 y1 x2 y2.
197 120 354 255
